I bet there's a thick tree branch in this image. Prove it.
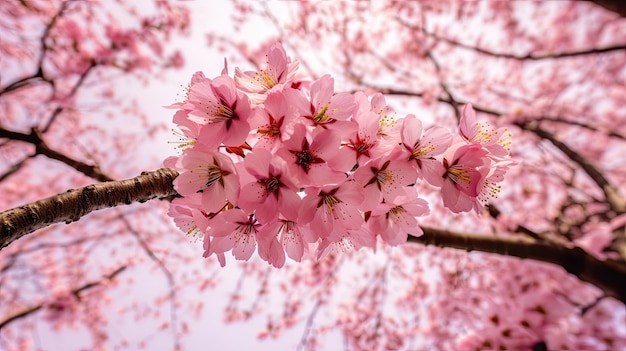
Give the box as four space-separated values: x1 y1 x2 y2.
410 227 626 303
0 168 179 250
0 127 113 182
1 168 625 303
0 265 126 329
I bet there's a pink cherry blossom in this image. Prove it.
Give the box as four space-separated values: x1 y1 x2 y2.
344 92 392 165
247 90 299 151
368 186 429 245
276 123 348 187
234 42 300 103
204 209 260 262
258 219 308 265
167 192 207 240
460 104 512 158
238 148 301 223
256 229 286 268
352 151 417 211
288 75 357 138
187 75 253 148
440 143 490 213
299 181 364 240
316 226 376 259
400 114 453 186
172 147 240 213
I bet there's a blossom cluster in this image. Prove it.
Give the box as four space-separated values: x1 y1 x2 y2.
165 43 513 268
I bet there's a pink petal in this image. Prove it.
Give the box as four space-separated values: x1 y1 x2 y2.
232 233 256 261
401 114 423 148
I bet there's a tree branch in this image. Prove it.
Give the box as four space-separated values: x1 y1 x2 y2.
351 83 626 215
0 265 126 329
410 227 626 304
396 17 626 60
0 127 113 182
1 168 625 303
0 168 179 250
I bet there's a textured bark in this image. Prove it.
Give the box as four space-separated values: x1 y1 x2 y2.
411 227 626 303
0 168 179 250
1 167 625 303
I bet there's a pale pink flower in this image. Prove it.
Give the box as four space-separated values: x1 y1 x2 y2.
368 187 429 245
256 229 286 268
316 226 376 259
167 193 208 240
460 104 511 157
258 220 303 265
401 114 453 186
440 143 489 213
173 147 239 213
345 93 391 165
234 42 300 103
476 161 512 205
352 151 416 211
247 90 300 152
202 236 226 267
299 181 364 240
238 148 301 223
205 209 260 261
308 75 356 123
368 93 402 150
187 75 253 148
167 110 201 150
287 75 357 138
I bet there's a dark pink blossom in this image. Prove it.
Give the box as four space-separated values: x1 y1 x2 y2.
238 149 301 223
441 143 489 213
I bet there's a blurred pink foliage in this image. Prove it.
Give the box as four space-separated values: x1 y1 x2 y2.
1 1 626 351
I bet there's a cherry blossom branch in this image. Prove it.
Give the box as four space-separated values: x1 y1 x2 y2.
41 60 97 133
410 227 626 303
535 117 626 141
1 168 625 304
0 127 113 182
0 168 178 250
517 121 626 215
0 68 49 97
0 2 68 97
397 18 626 60
0 265 126 330
354 83 626 215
